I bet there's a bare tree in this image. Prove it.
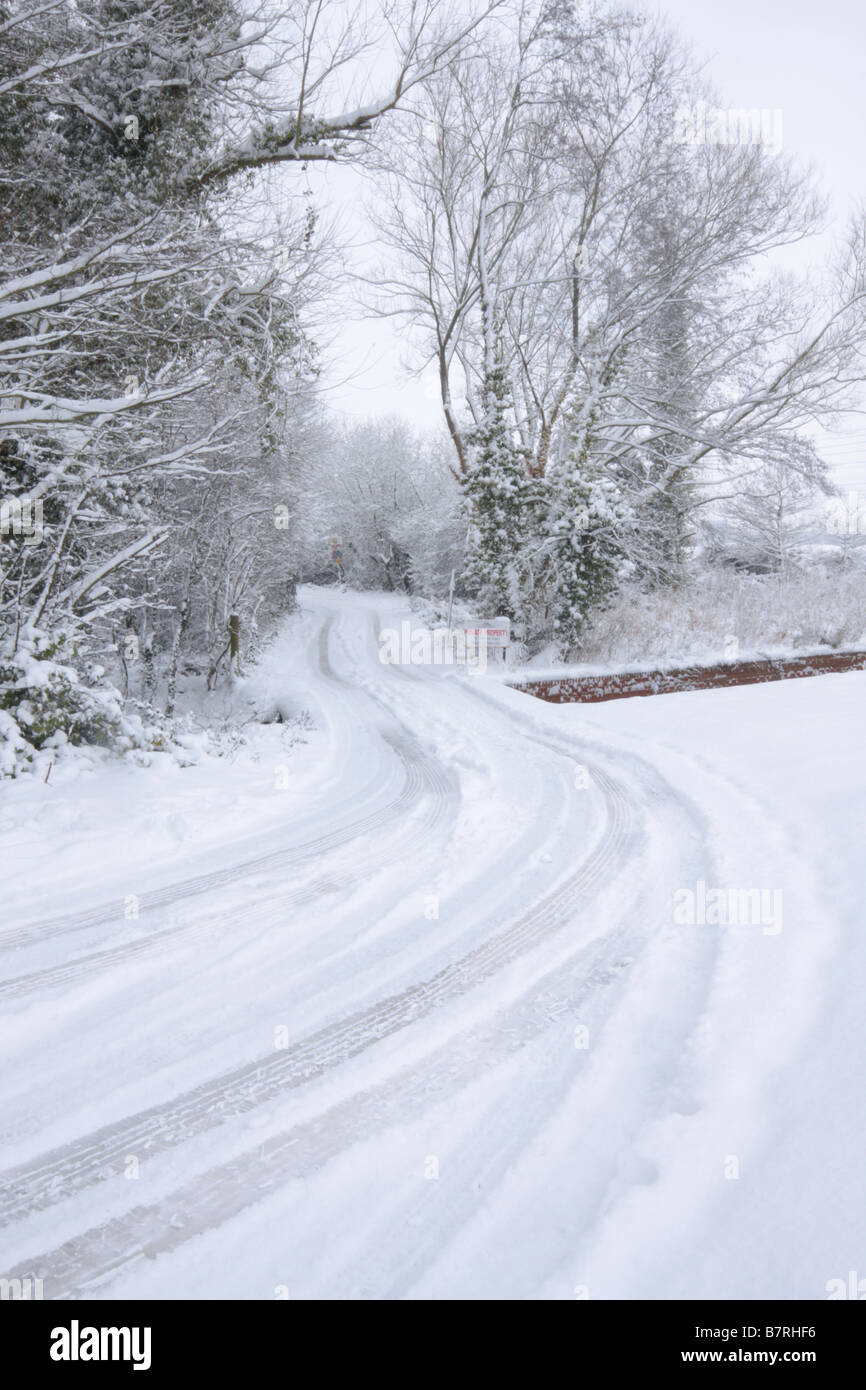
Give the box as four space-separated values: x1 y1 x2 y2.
365 0 866 621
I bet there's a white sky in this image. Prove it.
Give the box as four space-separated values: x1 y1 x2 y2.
305 0 866 487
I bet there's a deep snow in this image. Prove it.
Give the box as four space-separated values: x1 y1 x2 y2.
1 586 864 1300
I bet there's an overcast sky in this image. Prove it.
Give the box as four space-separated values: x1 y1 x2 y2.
313 0 866 487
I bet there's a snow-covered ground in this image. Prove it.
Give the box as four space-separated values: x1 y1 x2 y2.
1 586 864 1300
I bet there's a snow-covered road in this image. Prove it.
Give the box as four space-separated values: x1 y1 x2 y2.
1 587 864 1299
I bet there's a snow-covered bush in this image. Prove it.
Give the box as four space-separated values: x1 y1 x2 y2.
570 568 866 667
1 633 121 747
0 630 170 778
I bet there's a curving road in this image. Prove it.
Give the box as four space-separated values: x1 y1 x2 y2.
0 587 850 1299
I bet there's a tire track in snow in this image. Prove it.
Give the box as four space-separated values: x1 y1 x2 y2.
3 745 716 1301
0 731 443 1003
0 616 432 957
5 600 714 1295
5 940 641 1299
0 613 457 1001
0 751 629 1227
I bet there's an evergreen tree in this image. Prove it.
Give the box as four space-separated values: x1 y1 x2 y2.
463 361 538 624
543 392 633 653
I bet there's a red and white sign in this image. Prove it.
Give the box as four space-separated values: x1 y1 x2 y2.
456 618 511 652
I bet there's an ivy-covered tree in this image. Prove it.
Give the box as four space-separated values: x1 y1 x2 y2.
543 459 632 654
463 360 539 624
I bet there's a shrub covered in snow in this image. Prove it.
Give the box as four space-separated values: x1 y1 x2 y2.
0 630 174 778
1 634 120 748
570 568 866 668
